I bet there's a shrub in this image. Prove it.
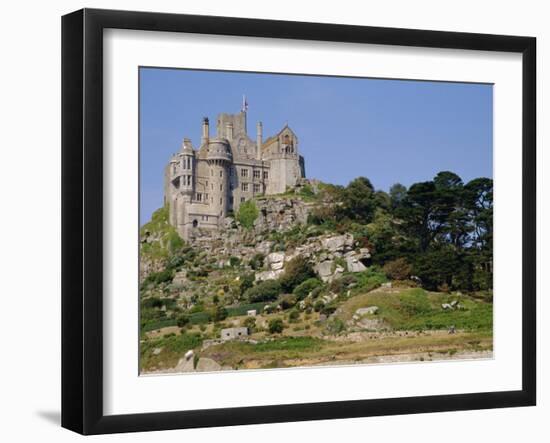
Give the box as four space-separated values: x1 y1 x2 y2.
279 256 315 292
237 200 259 229
176 314 190 328
293 278 323 300
280 294 297 310
325 318 345 334
313 300 325 312
242 316 256 330
211 305 228 322
268 318 284 334
239 273 255 296
288 310 300 323
229 256 241 267
383 258 413 281
249 253 265 270
320 304 337 316
244 280 282 303
142 269 174 287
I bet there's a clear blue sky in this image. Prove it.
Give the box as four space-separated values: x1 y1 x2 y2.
140 68 493 225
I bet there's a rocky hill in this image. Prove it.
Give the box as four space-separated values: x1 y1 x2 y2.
139 180 493 374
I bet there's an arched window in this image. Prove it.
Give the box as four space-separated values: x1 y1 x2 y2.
192 219 198 228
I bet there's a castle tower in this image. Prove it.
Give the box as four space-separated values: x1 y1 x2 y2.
206 138 232 219
180 138 195 195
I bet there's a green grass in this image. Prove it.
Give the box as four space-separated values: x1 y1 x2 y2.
337 287 492 332
226 302 265 317
140 332 203 371
140 206 184 260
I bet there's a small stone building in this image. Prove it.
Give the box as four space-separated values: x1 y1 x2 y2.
220 327 249 341
164 101 306 241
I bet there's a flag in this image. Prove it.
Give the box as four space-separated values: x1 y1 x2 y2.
242 95 248 112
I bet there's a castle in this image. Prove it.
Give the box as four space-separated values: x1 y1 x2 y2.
165 104 306 240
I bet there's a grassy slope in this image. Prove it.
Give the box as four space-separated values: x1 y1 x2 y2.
140 286 493 372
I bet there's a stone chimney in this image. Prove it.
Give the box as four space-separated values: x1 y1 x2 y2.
256 121 263 160
201 117 209 145
225 122 233 140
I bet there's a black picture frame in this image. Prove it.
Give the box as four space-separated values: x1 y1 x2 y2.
61 8 536 435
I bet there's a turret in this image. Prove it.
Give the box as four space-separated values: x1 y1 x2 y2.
256 121 263 160
206 138 232 217
180 138 195 195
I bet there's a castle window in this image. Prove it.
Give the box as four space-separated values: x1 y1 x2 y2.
241 197 245 203
263 171 269 180
241 183 248 192
192 219 198 228
172 164 177 174
253 170 260 179
187 158 191 169
187 176 191 186
220 198 223 205
220 184 223 191
205 193 209 201
219 170 223 178
253 184 260 193
196 193 202 202
229 196 234 204
241 168 248 178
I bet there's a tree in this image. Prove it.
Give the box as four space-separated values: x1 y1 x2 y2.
236 200 259 229
279 256 315 292
389 183 407 209
293 277 323 300
244 280 282 303
342 177 377 222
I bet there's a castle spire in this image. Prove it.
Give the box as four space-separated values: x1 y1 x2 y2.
241 94 248 113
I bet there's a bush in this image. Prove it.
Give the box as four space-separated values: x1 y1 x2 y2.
293 278 323 300
249 253 265 270
325 317 345 334
288 310 300 323
313 300 325 312
142 269 174 287
280 294 297 310
383 258 412 281
237 200 259 229
229 256 241 267
268 318 284 334
239 273 255 296
242 316 256 330
211 305 228 322
244 280 282 303
279 256 315 292
176 314 190 328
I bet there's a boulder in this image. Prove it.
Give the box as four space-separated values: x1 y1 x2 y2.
267 252 285 270
321 235 353 252
345 254 367 273
355 306 379 316
314 260 334 282
195 358 222 372
255 269 284 281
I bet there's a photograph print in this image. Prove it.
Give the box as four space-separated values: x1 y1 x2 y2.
139 68 493 375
